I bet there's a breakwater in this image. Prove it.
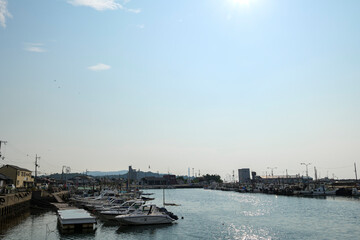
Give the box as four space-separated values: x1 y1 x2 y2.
208 181 359 197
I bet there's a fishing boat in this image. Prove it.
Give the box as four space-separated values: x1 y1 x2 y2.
352 188 360 196
311 185 337 196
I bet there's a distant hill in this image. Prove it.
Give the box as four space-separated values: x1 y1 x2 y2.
44 170 174 180
96 171 164 180
87 170 128 176
45 171 128 180
46 173 83 180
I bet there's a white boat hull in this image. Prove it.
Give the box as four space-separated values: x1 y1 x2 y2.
116 215 175 225
100 210 129 221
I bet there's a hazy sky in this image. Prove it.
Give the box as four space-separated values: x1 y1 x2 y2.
0 0 359 180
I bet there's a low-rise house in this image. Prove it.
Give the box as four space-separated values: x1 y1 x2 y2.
70 175 96 186
0 165 34 188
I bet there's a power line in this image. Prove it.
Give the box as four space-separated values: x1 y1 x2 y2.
6 143 35 158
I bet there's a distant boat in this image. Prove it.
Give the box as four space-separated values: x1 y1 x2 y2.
311 185 337 196
294 185 337 196
352 188 360 196
141 193 154 196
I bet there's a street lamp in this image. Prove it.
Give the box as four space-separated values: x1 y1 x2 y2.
267 167 277 177
301 163 311 178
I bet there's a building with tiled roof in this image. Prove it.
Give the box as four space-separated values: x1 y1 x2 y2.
0 165 34 188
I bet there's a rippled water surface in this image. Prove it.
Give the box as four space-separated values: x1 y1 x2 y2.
1 189 360 239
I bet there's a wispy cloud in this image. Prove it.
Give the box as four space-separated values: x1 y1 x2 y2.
0 0 12 28
68 0 140 13
88 63 111 71
126 8 141 14
24 43 46 53
136 24 144 29
68 0 121 11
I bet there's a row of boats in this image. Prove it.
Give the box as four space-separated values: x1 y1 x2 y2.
69 190 179 226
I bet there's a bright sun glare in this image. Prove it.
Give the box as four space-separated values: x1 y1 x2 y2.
232 0 250 6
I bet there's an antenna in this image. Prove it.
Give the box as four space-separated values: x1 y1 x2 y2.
267 167 277 177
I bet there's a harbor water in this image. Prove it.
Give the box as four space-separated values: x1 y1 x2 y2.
1 189 360 240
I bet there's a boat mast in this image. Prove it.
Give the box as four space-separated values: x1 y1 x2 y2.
163 188 165 206
355 162 358 183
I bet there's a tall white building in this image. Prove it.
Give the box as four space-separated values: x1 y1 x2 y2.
238 168 251 183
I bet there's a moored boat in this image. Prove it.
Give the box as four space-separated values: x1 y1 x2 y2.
115 204 178 225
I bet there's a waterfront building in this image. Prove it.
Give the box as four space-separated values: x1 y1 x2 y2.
238 168 251 183
128 166 137 182
0 165 34 188
163 175 177 185
70 175 96 187
251 171 257 180
141 177 167 185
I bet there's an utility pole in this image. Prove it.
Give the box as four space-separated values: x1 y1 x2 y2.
301 163 311 178
188 167 190 184
314 166 317 182
267 167 277 177
61 166 66 181
0 140 7 159
34 154 40 186
65 166 71 190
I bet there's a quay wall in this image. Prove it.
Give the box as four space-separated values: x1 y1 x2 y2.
0 192 31 218
31 190 70 210
32 190 70 201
